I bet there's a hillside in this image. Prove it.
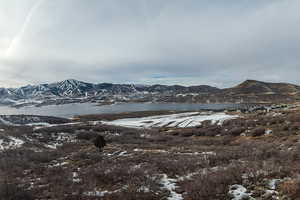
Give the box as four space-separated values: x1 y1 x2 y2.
225 80 300 95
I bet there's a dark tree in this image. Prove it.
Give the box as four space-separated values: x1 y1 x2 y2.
93 135 106 152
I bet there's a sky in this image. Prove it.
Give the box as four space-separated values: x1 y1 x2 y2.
0 0 300 88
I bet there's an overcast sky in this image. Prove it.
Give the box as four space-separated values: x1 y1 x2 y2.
0 0 300 88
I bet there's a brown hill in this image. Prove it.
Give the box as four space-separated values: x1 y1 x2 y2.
224 80 300 95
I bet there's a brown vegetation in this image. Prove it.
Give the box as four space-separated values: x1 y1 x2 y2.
0 108 300 199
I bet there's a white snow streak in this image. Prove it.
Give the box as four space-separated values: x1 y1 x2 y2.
229 185 253 200
161 174 183 200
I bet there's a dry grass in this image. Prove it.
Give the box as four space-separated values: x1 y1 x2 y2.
0 109 300 199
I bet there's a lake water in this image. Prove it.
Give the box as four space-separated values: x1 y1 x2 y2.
0 103 244 118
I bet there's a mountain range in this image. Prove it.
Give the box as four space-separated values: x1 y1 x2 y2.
0 79 299 107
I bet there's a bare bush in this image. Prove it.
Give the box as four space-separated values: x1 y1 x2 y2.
249 127 265 137
280 179 300 199
227 127 246 136
93 135 106 152
181 165 243 200
0 182 34 200
76 131 97 140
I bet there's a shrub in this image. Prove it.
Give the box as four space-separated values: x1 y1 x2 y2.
288 114 300 123
148 135 173 143
194 126 221 137
76 131 97 140
28 151 59 163
280 179 300 199
182 165 243 200
228 127 246 136
179 130 195 137
194 128 206 136
249 128 265 137
205 126 222 137
0 182 34 200
93 135 106 152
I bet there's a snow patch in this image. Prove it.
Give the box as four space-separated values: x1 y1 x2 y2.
268 179 281 190
0 136 24 150
73 172 81 183
161 174 183 200
105 151 130 157
265 129 273 135
229 185 254 200
133 148 168 153
84 190 111 197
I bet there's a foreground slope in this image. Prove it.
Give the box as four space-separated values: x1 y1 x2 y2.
0 105 300 199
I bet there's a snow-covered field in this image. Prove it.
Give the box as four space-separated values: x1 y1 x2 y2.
103 112 238 128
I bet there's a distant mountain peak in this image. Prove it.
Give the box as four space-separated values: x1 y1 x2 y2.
244 79 259 83
237 79 264 86
58 79 86 85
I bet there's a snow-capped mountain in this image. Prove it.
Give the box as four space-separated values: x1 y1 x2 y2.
0 79 220 106
0 79 298 107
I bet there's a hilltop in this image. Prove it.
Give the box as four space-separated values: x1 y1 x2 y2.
226 80 300 95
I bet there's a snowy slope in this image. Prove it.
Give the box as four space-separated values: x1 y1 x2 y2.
103 112 238 128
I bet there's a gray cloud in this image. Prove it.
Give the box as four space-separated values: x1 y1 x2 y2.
0 0 300 88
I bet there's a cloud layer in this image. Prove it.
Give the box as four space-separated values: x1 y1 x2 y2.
0 0 300 88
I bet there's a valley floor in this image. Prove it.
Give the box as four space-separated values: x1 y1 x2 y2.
0 105 300 199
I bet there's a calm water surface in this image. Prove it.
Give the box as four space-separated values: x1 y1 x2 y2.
0 103 243 118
